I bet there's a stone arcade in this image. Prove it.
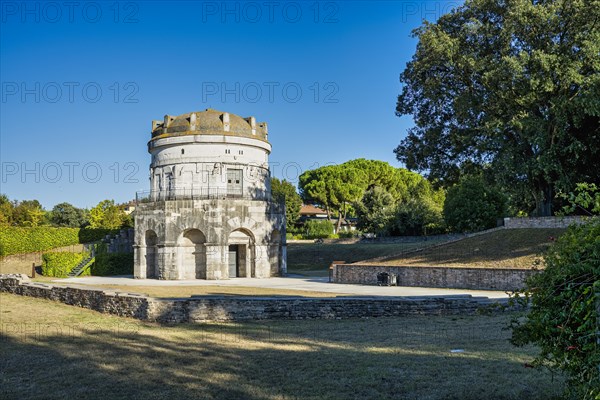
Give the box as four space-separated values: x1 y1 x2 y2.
133 109 286 280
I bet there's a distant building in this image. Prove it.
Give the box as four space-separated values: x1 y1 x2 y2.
299 204 328 220
133 109 286 280
299 204 356 233
121 202 136 215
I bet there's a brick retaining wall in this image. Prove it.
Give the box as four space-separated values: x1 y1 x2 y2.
331 264 539 291
0 275 512 322
503 216 588 229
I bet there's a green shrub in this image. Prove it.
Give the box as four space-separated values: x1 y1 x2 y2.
0 227 80 256
444 176 507 233
91 252 134 276
338 230 357 238
42 252 91 278
78 228 119 244
303 220 334 239
510 218 600 399
0 227 121 257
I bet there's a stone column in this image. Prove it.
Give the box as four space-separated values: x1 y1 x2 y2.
205 243 226 280
280 244 287 275
133 245 145 278
157 243 178 280
254 244 270 278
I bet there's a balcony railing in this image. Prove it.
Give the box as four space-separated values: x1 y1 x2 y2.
135 188 271 204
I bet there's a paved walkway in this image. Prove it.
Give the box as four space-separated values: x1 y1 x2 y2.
53 275 509 299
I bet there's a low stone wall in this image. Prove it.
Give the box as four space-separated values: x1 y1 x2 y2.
331 264 539 291
503 216 588 229
0 275 512 322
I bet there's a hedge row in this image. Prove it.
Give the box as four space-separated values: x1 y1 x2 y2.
0 227 79 257
91 252 134 276
78 228 119 244
0 227 120 257
42 252 91 278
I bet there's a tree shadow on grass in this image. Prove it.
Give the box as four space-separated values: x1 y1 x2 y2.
0 313 565 400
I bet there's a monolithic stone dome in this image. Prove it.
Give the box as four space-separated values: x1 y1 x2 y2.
151 108 268 141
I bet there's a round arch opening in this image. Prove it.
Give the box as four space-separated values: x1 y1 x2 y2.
227 229 255 278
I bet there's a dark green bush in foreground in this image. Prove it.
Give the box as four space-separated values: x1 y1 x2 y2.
510 218 600 400
303 220 334 239
91 251 134 276
42 252 91 278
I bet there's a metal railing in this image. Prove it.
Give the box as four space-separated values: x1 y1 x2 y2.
135 188 272 204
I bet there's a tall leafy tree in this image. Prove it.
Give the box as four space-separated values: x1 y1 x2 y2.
355 186 396 235
443 175 507 232
88 200 126 229
299 164 367 232
271 177 302 231
395 0 600 216
50 202 87 227
12 200 46 227
0 194 14 226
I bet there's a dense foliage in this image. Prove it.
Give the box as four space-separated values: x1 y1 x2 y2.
49 202 87 227
10 199 46 227
0 227 119 257
303 220 334 239
88 199 132 229
558 182 600 216
271 177 302 232
91 246 134 276
355 186 396 235
299 159 445 235
42 251 91 278
510 218 600 399
395 0 600 216
443 176 507 232
0 227 80 257
0 195 131 230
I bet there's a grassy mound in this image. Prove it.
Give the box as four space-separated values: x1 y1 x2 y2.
364 228 566 269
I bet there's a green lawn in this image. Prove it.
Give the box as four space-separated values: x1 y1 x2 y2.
368 228 566 269
0 293 564 400
287 239 447 276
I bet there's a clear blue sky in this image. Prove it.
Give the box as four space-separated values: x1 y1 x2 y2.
0 1 463 209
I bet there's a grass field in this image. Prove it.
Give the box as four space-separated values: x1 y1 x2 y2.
0 293 564 400
286 238 448 276
362 229 566 269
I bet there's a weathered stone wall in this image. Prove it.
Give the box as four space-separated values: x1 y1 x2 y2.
503 216 588 229
105 228 134 254
0 275 512 322
331 264 539 291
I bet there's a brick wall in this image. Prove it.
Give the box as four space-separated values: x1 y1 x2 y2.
503 216 588 229
0 275 513 322
331 264 539 291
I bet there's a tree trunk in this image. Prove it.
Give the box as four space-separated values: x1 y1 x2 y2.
336 211 342 234
534 184 554 217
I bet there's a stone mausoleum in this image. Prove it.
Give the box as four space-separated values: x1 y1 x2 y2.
133 109 286 280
